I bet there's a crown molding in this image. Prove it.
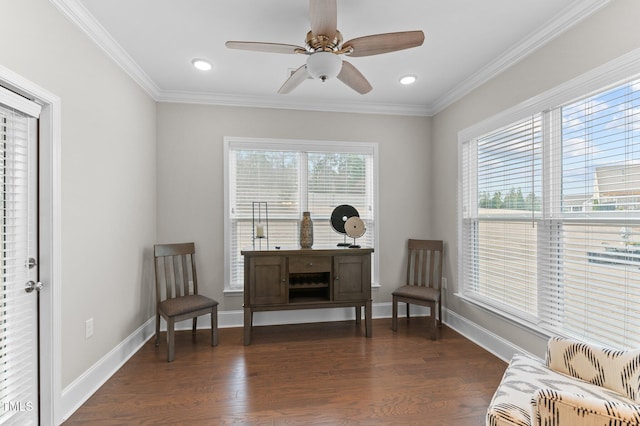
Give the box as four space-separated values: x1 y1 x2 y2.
458 47 640 143
51 0 610 117
157 89 434 116
49 0 161 99
430 0 612 115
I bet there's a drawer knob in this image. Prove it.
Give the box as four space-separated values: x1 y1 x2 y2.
307 262 313 267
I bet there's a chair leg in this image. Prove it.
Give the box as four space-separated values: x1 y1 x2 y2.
438 300 442 328
406 303 410 319
155 313 160 347
167 318 175 362
392 296 398 331
211 306 218 347
430 302 437 341
192 317 197 336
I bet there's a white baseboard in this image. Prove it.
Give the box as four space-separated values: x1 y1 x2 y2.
60 317 156 422
442 308 535 362
218 302 429 328
61 303 507 423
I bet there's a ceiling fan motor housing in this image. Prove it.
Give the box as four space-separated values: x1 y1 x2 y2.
305 30 343 52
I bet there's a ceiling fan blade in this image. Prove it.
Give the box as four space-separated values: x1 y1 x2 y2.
278 65 310 94
337 61 372 95
343 30 425 57
309 0 337 39
225 41 307 55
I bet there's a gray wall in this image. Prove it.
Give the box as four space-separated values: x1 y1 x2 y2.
3 0 431 402
1 0 157 387
156 103 432 310
431 0 640 358
4 0 636 413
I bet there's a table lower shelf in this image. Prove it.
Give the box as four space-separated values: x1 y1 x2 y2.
243 299 372 345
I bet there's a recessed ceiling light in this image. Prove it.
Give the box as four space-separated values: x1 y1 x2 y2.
399 75 417 85
192 58 212 71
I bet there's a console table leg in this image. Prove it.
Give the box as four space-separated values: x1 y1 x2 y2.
365 300 372 337
355 306 361 325
243 307 252 345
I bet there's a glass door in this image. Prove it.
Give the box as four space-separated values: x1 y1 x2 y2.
0 94 40 424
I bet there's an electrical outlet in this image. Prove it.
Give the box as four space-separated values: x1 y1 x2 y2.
85 318 94 339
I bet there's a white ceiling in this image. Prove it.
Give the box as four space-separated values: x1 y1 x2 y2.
55 0 609 116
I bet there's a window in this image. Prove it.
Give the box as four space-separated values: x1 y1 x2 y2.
460 73 640 350
461 115 542 321
224 138 377 291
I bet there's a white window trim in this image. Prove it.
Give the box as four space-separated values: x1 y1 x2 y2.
223 136 380 293
457 47 640 333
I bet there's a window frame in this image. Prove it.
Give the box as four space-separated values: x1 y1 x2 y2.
458 48 640 349
223 136 379 293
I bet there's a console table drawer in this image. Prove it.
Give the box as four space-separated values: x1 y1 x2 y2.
288 256 331 273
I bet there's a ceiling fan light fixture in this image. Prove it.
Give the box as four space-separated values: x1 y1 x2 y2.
306 51 342 82
192 58 212 71
399 75 417 85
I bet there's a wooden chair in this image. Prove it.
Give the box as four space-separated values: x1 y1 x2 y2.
392 239 443 340
154 242 218 362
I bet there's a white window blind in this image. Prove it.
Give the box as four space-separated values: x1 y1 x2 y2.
225 139 376 291
540 80 640 349
460 76 640 350
307 152 374 248
462 115 542 319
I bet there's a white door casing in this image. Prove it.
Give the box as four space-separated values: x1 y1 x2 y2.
0 65 62 425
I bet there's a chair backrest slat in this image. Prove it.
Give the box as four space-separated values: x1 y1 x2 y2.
191 252 199 293
181 254 190 296
406 239 443 290
172 255 181 297
164 256 173 298
154 242 198 301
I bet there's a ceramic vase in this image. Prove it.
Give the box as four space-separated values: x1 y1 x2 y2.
299 211 313 248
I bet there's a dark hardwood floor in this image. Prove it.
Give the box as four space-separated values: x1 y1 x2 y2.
64 317 507 425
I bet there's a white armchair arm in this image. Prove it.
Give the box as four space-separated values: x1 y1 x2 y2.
532 388 640 426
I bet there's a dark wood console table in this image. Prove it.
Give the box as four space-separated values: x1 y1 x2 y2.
241 247 374 345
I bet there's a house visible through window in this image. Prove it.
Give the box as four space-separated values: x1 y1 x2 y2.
225 138 377 291
460 75 640 350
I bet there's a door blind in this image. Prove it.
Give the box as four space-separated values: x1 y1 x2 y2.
0 93 39 424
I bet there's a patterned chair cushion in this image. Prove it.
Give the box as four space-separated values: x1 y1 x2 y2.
532 388 640 426
486 354 636 426
545 337 640 403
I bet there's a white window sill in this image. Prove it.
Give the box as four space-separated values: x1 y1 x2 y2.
454 292 551 340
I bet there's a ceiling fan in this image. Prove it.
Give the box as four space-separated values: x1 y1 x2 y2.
225 0 425 95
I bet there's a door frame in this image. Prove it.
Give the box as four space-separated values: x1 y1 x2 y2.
0 65 62 425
